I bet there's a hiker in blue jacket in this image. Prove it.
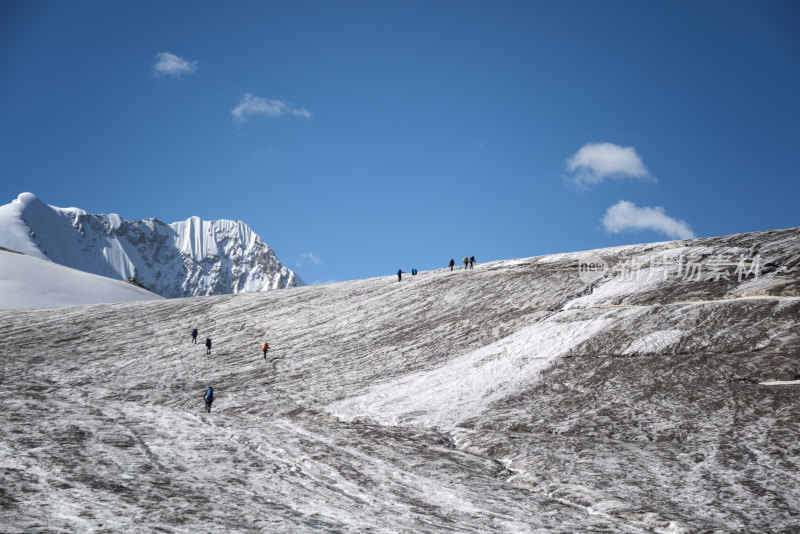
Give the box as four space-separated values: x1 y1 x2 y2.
190 328 198 344
397 269 405 282
204 387 214 412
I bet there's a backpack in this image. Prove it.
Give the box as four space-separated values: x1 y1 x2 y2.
262 342 268 351
191 328 197 336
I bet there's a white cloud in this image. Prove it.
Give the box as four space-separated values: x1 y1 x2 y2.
566 142 654 186
232 93 312 123
602 200 695 240
298 252 322 266
153 52 198 77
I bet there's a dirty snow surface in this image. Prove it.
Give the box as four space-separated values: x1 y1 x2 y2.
2 227 799 533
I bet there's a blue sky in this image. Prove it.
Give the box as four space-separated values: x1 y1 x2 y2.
1 1 798 284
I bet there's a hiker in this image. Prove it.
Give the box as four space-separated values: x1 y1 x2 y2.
469 256 475 269
412 268 417 276
205 337 212 355
204 386 214 412
262 341 269 358
449 258 455 271
397 269 405 282
463 257 468 269
190 328 198 344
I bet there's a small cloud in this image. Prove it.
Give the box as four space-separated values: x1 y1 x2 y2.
566 142 654 187
153 52 198 77
474 141 485 149
602 200 695 240
232 93 312 123
257 146 275 159
298 252 322 266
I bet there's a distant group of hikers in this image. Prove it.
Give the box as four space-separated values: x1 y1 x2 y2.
190 328 212 354
449 256 476 271
399 257 476 281
190 326 271 413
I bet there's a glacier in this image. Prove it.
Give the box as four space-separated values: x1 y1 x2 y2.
0 226 798 533
0 192 303 298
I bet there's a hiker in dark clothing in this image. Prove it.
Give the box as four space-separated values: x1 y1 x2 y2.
204 387 214 412
463 257 468 269
469 256 475 269
191 328 198 343
449 259 455 271
397 269 405 282
205 338 212 355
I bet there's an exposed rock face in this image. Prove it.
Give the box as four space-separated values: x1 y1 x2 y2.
0 226 797 532
0 193 302 297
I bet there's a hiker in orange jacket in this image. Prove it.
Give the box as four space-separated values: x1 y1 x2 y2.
262 341 269 358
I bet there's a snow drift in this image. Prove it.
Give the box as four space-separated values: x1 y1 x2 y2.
0 248 163 309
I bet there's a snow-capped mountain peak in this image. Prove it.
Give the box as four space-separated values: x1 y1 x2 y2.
0 192 303 298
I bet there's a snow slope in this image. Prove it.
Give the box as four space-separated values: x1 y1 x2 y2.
1 227 798 533
0 192 302 298
0 248 163 309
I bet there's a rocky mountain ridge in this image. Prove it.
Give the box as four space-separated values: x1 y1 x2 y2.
0 192 303 298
